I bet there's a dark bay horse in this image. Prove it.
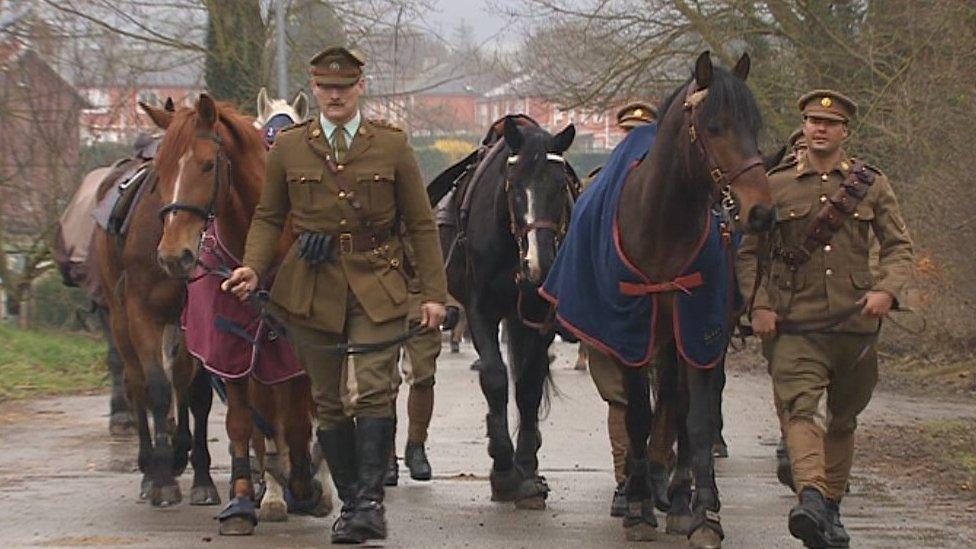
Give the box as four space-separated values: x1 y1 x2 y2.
137 95 329 534
615 53 774 547
437 117 577 509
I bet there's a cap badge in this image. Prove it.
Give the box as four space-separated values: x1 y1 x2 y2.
633 108 643 117
329 61 341 71
820 97 832 108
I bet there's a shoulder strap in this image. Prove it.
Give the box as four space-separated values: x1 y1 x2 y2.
778 161 876 268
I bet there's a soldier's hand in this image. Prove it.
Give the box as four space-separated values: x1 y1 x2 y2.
859 291 893 318
221 266 258 301
419 301 447 329
751 308 778 337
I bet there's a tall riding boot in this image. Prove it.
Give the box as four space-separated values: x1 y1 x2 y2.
405 385 434 481
384 421 398 487
316 423 361 544
349 417 396 541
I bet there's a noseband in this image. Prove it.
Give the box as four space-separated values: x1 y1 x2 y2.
158 130 231 222
682 81 764 222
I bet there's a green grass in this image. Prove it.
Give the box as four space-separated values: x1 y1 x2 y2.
0 323 108 401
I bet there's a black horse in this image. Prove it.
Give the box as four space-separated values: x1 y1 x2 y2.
435 117 577 509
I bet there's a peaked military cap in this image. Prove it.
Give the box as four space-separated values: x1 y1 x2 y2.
309 46 366 86
616 102 657 129
797 89 857 122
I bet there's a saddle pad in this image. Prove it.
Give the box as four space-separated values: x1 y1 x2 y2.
182 225 305 385
540 123 741 368
92 161 152 236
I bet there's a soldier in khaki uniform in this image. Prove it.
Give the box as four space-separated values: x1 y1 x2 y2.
224 46 447 544
737 90 913 548
577 101 671 517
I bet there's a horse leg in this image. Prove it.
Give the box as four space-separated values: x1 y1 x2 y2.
666 377 694 536
251 382 288 522
188 368 219 505
282 377 331 517
217 379 258 535
508 319 551 510
711 359 728 458
686 365 723 549
167 331 192 477
468 294 517 501
623 365 657 542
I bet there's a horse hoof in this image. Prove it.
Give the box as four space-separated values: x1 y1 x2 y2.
139 478 153 501
514 476 549 510
625 522 657 542
489 469 520 502
666 514 694 536
258 500 288 522
218 516 256 536
689 526 723 549
190 485 221 506
152 484 182 507
515 495 546 510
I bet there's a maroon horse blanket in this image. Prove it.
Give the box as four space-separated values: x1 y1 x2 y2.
182 224 304 384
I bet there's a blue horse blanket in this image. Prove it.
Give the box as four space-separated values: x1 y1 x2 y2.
540 124 741 368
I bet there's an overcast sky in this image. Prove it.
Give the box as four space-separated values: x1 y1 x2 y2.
429 0 519 47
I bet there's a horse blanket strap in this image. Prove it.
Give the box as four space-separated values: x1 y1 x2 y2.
775 161 875 269
540 123 743 368
182 223 305 385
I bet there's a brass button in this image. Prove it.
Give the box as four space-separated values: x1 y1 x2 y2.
299 176 306 183
339 218 348 227
820 195 828 204
337 164 345 172
825 268 833 276
853 211 860 219
824 245 832 252
789 210 797 218
338 191 347 199
374 174 380 182
390 258 400 268
821 173 829 182
841 161 850 171
312 129 321 137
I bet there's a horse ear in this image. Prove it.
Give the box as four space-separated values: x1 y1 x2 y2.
257 87 270 121
550 124 575 154
292 90 310 121
197 93 217 128
164 97 175 112
763 145 787 171
503 116 523 154
694 51 713 88
139 101 173 129
732 52 750 81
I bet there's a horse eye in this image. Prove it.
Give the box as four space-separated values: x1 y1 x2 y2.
201 161 215 172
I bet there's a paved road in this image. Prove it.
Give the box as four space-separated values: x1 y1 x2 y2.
0 340 969 548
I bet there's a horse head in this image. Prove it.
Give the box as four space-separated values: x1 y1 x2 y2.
254 86 310 146
502 117 576 284
658 51 775 233
141 93 264 276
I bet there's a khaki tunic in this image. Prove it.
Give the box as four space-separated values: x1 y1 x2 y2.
737 152 913 332
243 117 448 333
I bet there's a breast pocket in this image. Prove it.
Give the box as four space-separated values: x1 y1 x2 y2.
357 169 396 218
286 168 323 212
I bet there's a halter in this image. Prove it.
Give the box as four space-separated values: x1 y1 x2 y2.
682 80 765 222
158 130 231 222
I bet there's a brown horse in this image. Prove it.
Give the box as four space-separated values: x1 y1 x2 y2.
97 94 329 535
613 52 774 547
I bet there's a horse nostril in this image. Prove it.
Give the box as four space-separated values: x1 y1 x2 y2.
179 249 196 270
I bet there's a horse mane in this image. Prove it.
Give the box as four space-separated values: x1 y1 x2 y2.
657 67 763 139
155 101 264 180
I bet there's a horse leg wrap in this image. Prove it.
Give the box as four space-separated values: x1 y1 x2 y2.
231 456 252 483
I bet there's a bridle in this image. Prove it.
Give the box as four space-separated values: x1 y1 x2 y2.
158 130 231 222
503 152 577 276
682 80 765 223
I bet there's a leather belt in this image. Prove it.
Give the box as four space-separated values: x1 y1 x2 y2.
337 228 393 254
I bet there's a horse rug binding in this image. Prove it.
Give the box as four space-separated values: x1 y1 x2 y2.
181 223 305 385
540 123 742 368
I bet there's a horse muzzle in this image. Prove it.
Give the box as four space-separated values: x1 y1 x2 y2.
157 247 198 277
746 204 777 233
